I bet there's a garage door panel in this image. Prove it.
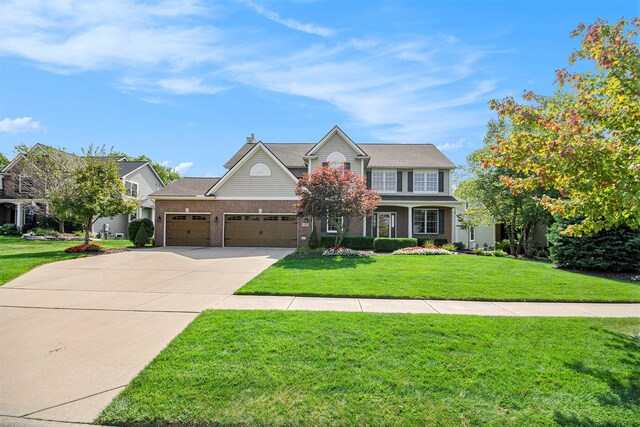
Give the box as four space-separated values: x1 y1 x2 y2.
225 214 297 248
166 214 210 246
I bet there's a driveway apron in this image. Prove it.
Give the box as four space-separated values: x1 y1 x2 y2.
0 247 291 424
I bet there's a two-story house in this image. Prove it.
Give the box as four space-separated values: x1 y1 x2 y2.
151 126 465 247
0 144 165 237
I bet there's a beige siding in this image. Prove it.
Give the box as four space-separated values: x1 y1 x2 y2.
215 148 297 198
124 165 164 198
369 168 451 195
308 133 364 175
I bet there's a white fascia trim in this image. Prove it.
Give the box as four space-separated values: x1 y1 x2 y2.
378 201 464 208
206 142 299 196
122 162 166 188
152 196 211 201
215 196 299 200
1 153 24 173
305 125 368 157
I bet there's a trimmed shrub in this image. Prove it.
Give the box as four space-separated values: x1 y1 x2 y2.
373 238 418 252
453 241 465 250
416 237 448 247
308 227 319 249
134 224 150 247
128 218 154 244
548 217 640 272
441 243 457 251
320 235 375 249
0 224 21 235
32 227 60 237
492 249 507 257
494 239 511 252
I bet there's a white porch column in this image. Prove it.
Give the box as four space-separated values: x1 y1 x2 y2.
408 206 413 238
15 203 24 231
362 216 366 236
452 208 458 242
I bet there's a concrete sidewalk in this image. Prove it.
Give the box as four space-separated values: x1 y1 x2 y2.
213 295 640 317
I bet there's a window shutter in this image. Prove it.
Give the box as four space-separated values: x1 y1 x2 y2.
438 171 444 193
366 171 372 188
397 171 402 192
343 216 350 233
321 217 327 232
408 172 413 192
438 209 445 235
322 162 328 167
344 162 351 170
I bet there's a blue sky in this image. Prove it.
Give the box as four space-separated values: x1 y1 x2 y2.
0 0 637 178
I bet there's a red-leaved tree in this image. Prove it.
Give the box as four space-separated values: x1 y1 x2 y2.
296 165 381 247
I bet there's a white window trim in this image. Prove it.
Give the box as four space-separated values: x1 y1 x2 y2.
326 151 347 169
249 162 271 177
124 180 139 198
375 212 396 238
326 216 343 234
371 169 397 193
413 169 439 194
18 174 31 194
413 208 439 235
470 226 476 242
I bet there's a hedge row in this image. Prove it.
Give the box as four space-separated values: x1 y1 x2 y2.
320 236 375 249
373 238 418 252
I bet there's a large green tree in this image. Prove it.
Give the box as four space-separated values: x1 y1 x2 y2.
0 152 9 169
488 18 640 235
456 120 551 256
50 146 138 244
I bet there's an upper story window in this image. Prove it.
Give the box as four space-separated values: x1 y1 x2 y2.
413 171 438 193
18 175 32 194
372 171 396 192
250 163 271 177
124 180 138 197
326 151 347 169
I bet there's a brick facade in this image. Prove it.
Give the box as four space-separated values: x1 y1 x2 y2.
154 199 313 247
366 206 453 243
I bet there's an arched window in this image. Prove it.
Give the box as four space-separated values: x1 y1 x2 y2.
250 163 271 177
326 151 347 168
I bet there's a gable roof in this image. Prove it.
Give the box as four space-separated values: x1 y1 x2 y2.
118 161 148 177
151 177 219 197
207 142 299 196
305 125 368 157
359 144 456 169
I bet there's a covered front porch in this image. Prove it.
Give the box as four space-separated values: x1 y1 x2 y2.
364 201 464 244
0 199 49 232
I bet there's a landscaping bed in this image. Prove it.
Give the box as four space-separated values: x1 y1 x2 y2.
236 255 640 302
98 310 640 426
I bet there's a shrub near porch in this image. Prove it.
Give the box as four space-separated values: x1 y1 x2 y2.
236 255 640 302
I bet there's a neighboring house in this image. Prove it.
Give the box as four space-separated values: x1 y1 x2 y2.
151 126 467 248
0 144 165 237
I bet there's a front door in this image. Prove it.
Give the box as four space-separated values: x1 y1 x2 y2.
376 212 395 238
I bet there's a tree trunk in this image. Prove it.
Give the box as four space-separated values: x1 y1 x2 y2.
84 218 92 245
523 222 536 258
508 208 518 256
58 219 65 233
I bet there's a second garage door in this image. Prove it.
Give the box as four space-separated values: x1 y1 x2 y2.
224 215 297 247
166 214 211 246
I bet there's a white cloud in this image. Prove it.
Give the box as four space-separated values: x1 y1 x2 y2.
173 161 194 174
437 138 466 151
0 1 501 143
0 117 45 133
160 160 172 167
243 1 335 37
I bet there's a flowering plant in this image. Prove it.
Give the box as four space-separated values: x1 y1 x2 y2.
392 246 452 255
64 243 102 253
322 246 363 257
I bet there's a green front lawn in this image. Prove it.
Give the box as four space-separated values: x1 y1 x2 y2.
99 311 640 426
236 255 640 302
0 236 132 286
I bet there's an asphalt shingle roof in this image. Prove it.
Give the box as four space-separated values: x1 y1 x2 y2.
118 161 148 177
151 177 219 197
223 142 456 170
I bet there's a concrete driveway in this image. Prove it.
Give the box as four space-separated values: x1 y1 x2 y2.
0 247 291 424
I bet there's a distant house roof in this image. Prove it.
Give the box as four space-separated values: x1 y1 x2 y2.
151 177 219 197
223 142 456 170
118 161 148 177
